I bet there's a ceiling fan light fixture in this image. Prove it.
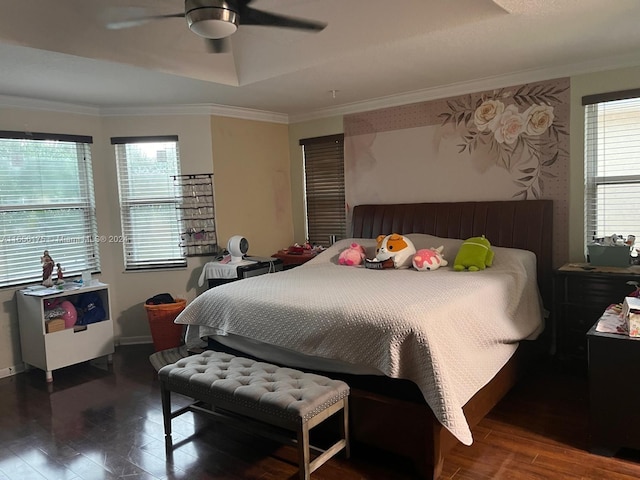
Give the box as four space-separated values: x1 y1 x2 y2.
186 7 238 39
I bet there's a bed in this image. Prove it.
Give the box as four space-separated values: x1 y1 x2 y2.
177 199 553 479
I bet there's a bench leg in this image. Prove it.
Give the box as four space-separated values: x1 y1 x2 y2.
297 424 311 480
160 382 172 436
342 398 350 459
160 382 175 460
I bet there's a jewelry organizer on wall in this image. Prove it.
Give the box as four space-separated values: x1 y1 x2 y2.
173 173 218 256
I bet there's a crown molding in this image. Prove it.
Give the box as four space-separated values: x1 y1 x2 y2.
99 103 289 124
0 94 100 116
288 52 640 123
0 95 289 124
2 52 639 125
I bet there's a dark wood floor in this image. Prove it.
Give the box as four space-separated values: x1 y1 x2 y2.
1 345 640 480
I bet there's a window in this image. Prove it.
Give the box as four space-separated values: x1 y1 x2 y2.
0 131 99 288
584 90 640 251
300 134 346 246
112 136 185 270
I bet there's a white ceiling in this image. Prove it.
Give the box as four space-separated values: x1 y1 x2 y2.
1 0 640 121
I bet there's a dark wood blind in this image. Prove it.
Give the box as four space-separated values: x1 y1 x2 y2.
300 134 346 246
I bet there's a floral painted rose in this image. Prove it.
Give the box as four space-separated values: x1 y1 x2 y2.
524 103 554 136
494 105 526 145
473 99 505 132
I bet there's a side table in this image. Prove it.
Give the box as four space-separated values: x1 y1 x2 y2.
587 323 640 456
201 258 283 289
271 250 317 269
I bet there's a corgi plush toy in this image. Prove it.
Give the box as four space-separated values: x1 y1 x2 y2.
413 246 448 271
374 233 416 269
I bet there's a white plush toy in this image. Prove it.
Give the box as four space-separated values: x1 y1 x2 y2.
412 246 448 271
374 233 416 269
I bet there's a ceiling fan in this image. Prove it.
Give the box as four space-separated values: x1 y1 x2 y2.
106 0 327 53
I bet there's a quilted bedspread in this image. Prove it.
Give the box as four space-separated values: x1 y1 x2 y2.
177 234 544 445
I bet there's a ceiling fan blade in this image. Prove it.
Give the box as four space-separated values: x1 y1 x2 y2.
204 37 231 54
240 7 326 32
105 9 185 30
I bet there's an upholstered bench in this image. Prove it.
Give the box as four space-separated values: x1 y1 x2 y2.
158 350 350 479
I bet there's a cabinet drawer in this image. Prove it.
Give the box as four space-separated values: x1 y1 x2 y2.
44 320 114 370
554 266 640 365
562 307 603 332
564 276 633 309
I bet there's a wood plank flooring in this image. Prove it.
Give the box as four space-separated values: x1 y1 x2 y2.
0 344 639 479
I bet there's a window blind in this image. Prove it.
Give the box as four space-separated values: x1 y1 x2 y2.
300 134 346 246
112 136 186 270
0 132 99 287
584 92 640 251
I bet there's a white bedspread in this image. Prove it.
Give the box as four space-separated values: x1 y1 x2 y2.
178 234 544 445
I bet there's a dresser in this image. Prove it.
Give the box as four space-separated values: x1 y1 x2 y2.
553 263 640 364
17 282 113 383
587 325 640 456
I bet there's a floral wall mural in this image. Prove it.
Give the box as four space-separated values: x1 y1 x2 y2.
440 84 568 199
344 77 569 265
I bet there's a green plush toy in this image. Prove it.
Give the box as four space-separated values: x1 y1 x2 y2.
453 235 494 272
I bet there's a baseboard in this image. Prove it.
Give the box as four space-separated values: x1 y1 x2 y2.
0 363 26 379
118 335 153 346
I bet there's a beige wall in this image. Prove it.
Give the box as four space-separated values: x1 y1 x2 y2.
0 108 293 374
212 116 292 257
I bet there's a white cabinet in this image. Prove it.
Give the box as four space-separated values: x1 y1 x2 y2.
16 282 114 382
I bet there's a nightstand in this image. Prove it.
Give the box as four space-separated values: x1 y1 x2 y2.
271 250 317 270
204 258 283 289
554 263 640 365
587 324 640 456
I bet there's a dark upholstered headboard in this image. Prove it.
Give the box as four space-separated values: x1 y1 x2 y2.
350 200 553 307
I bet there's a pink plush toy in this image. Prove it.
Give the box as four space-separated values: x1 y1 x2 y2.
412 246 448 271
339 242 366 266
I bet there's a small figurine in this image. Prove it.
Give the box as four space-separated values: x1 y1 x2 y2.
56 263 64 284
41 250 55 287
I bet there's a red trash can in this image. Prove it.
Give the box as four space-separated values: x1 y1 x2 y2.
144 299 187 352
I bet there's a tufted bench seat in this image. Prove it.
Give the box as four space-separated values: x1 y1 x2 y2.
158 350 350 479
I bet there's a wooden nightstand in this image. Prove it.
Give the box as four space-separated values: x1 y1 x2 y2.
554 263 640 365
271 250 317 269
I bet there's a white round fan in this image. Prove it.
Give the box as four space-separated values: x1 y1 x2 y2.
227 235 248 263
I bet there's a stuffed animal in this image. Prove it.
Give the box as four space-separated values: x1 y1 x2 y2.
453 235 494 271
374 233 416 269
339 242 366 266
413 246 448 271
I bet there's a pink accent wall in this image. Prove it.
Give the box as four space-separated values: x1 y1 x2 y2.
344 78 569 266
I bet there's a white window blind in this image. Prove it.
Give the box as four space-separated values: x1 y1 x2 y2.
112 136 186 270
0 131 99 288
300 134 346 246
584 90 640 252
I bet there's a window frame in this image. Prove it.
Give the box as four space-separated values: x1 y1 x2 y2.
112 135 186 271
299 134 346 247
583 89 640 254
0 130 100 288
